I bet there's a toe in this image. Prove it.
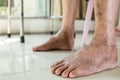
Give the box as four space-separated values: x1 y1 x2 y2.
51 60 64 68
51 63 65 74
69 69 86 78
32 45 45 51
61 67 75 78
69 70 78 78
32 46 40 51
55 65 69 75
32 40 52 51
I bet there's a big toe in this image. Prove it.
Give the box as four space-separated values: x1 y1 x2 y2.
32 42 52 51
69 70 79 78
32 45 45 51
32 46 39 51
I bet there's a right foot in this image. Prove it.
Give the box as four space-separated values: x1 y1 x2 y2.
32 28 74 51
51 41 118 78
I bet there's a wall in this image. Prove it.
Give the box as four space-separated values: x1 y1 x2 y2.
0 18 95 34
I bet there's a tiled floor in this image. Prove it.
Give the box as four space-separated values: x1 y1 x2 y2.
0 34 120 80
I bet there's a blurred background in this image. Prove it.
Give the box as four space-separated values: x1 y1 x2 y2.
0 0 119 35
0 0 97 35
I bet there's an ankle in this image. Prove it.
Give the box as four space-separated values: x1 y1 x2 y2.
91 34 116 46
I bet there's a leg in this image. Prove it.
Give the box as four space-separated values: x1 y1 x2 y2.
33 0 80 51
51 0 119 78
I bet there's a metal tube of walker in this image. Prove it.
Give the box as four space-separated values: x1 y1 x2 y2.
8 0 11 37
81 0 93 47
20 0 25 43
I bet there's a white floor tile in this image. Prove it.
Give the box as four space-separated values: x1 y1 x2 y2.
0 34 120 80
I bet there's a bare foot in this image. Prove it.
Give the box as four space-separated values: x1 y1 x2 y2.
115 27 120 37
32 28 74 51
51 41 118 78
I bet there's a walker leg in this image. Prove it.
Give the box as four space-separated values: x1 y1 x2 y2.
20 0 25 43
81 0 93 46
74 32 76 38
8 0 11 38
51 31 54 35
8 34 11 37
50 18 54 35
20 36 25 43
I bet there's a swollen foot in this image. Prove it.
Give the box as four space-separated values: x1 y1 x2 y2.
51 42 118 78
32 29 74 51
115 27 120 37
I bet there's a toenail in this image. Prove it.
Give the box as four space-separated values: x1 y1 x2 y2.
55 69 61 74
62 73 68 78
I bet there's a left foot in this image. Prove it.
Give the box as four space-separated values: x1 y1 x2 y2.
32 28 74 51
51 42 118 78
115 27 120 37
